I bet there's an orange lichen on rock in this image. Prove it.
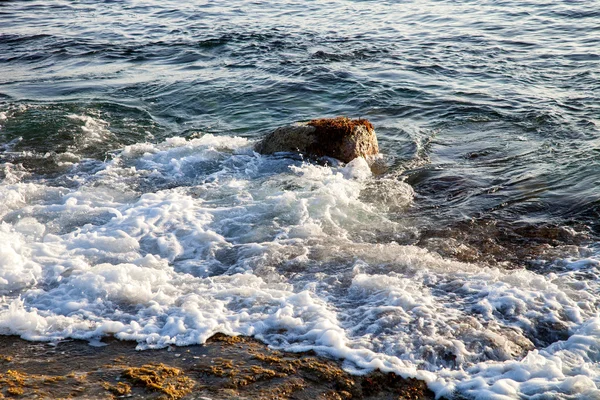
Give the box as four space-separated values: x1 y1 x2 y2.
0 370 27 397
0 369 81 398
102 381 132 396
255 116 379 163
123 363 195 400
207 333 245 345
206 358 237 377
6 386 24 396
6 370 26 387
306 116 379 163
308 116 374 138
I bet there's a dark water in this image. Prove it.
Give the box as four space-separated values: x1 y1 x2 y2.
2 0 599 233
2 1 600 398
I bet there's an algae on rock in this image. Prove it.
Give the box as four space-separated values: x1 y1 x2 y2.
255 116 379 163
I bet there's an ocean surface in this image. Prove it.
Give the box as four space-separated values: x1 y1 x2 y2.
1 1 599 398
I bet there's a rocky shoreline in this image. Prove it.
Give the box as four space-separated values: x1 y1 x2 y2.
0 334 437 399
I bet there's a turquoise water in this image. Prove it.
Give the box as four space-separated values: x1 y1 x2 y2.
1 1 600 398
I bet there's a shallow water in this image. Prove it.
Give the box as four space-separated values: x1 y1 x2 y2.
1 1 600 399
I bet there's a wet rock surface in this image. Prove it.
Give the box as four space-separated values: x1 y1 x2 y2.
416 218 594 270
0 333 437 399
255 117 379 163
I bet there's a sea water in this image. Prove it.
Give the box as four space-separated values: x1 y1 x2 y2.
1 1 599 399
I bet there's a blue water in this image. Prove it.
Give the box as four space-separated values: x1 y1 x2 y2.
1 1 600 398
2 0 599 230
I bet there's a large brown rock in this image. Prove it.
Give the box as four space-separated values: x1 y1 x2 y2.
255 117 379 163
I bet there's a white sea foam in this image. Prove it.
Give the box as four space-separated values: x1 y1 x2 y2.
67 114 114 145
0 134 599 398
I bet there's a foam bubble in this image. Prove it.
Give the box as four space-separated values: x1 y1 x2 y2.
67 114 114 146
0 134 598 398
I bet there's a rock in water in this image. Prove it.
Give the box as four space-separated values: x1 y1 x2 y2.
255 117 379 163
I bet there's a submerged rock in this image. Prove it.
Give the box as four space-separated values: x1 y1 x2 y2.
255 116 379 163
